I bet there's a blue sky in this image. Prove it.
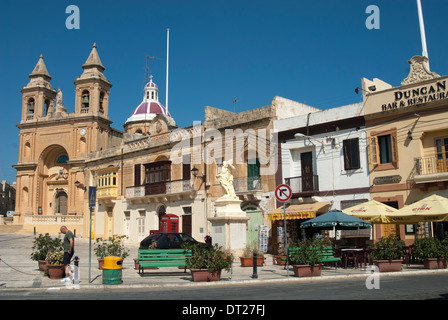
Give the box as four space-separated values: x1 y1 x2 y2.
1 0 448 184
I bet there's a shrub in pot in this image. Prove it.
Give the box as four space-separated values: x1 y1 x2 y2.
94 235 130 269
288 238 324 277
30 233 63 271
184 243 232 282
413 237 447 269
239 246 265 267
369 235 405 272
45 250 65 279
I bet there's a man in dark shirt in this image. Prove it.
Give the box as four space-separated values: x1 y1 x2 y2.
60 226 74 282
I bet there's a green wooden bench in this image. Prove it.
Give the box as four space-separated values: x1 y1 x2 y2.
286 246 341 268
137 249 192 274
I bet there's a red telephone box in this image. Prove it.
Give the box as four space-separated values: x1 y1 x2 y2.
160 214 179 233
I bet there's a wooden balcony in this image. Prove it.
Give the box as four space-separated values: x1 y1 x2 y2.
97 186 118 201
126 179 193 202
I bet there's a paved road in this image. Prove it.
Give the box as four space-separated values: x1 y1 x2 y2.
1 273 447 300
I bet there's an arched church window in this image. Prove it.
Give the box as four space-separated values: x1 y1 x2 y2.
28 98 35 114
99 92 105 112
81 90 90 113
56 155 69 163
44 100 50 116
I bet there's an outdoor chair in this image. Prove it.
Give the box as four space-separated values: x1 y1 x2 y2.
402 246 411 266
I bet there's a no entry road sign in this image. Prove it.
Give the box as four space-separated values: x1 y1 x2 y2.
275 184 292 202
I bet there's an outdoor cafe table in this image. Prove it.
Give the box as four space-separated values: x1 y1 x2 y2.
339 248 364 269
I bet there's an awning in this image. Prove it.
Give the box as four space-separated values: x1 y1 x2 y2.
268 202 332 221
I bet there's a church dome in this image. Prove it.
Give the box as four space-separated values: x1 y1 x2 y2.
125 76 170 124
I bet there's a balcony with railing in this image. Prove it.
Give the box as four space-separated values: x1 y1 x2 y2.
234 176 262 193
413 156 448 185
285 175 319 196
126 179 193 200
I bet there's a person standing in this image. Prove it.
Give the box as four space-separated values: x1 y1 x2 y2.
60 226 74 282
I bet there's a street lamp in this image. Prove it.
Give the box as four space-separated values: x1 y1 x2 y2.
191 167 206 182
294 133 326 153
74 180 86 191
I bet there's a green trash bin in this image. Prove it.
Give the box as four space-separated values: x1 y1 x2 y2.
102 256 123 285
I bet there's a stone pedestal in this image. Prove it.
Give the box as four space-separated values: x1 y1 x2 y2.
208 198 249 256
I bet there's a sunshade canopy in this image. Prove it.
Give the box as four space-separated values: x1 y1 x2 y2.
300 209 372 230
343 200 397 224
389 194 448 223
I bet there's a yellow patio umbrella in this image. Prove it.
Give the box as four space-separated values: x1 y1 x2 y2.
343 200 397 224
389 194 448 223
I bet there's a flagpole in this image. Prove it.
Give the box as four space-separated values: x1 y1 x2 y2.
416 0 429 60
166 28 170 115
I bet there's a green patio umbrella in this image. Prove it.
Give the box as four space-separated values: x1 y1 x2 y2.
300 210 372 230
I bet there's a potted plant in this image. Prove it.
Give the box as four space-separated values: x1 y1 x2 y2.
239 246 265 267
30 233 63 271
369 234 405 272
94 235 130 269
273 246 287 265
288 238 324 277
184 243 232 282
412 237 448 269
45 250 65 279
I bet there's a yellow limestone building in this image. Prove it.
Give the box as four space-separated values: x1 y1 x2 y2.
362 55 448 244
14 44 122 235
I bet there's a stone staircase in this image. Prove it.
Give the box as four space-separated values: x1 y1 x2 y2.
0 224 28 234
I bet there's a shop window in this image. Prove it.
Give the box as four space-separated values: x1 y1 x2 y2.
343 138 360 170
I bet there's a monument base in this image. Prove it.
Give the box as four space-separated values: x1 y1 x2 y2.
209 197 249 256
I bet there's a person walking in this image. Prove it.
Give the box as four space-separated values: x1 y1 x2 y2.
60 226 74 282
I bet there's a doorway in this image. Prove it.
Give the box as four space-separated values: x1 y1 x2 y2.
382 201 398 237
54 190 68 215
301 152 314 191
244 206 263 248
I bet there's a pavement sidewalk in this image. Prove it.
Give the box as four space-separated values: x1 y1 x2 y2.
1 233 447 291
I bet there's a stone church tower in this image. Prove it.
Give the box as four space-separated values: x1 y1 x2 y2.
14 44 121 224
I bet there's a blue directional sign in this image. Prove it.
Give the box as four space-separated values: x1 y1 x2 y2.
88 187 97 208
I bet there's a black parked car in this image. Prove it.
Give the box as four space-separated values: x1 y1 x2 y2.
139 232 207 250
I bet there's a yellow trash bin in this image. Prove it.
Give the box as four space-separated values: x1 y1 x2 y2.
102 256 123 284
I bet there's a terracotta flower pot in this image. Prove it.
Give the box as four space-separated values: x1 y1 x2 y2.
38 260 46 272
292 264 322 277
46 264 65 279
239 257 265 267
424 258 447 269
273 255 287 265
190 269 222 282
374 260 402 272
98 258 104 270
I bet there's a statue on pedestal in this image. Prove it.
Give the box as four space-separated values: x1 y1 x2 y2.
216 160 237 200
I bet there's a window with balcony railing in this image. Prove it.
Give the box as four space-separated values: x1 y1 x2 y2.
96 168 118 199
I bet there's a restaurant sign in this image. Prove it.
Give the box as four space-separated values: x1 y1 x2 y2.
381 80 448 112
